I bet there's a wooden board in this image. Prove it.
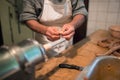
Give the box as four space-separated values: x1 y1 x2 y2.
35 30 113 80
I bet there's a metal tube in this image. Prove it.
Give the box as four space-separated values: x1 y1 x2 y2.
0 46 20 79
0 39 46 79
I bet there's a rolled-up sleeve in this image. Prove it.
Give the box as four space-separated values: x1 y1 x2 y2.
20 0 41 22
72 0 88 17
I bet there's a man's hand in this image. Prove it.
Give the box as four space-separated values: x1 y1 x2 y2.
45 27 60 41
60 24 75 40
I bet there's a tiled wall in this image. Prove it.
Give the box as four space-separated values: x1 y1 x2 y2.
87 0 120 35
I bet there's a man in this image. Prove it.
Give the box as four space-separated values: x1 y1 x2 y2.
20 0 87 56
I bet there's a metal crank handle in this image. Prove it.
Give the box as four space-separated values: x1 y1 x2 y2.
59 63 84 71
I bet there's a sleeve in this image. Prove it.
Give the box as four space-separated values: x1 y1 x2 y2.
20 0 43 22
71 0 88 17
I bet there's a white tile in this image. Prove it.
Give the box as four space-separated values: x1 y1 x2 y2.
95 22 106 30
88 11 97 21
109 0 120 2
108 2 120 13
87 21 96 35
89 2 98 12
98 0 109 2
97 2 109 12
116 12 120 24
90 0 96 2
96 12 107 22
107 13 118 23
102 0 109 2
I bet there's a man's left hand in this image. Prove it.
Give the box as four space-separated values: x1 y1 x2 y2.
60 24 75 40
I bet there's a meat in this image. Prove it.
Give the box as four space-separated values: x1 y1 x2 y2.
97 38 120 56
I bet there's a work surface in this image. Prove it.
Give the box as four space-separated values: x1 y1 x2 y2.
35 29 113 80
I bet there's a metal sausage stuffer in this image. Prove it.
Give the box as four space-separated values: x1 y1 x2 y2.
0 39 47 79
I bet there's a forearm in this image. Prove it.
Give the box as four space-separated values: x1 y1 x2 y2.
25 20 47 34
69 14 85 29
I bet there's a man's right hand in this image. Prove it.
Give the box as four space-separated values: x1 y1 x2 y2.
45 27 60 41
25 20 61 41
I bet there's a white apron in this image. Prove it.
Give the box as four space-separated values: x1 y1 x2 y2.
35 0 73 56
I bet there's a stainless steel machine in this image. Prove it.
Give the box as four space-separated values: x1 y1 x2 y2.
0 38 66 80
0 39 46 80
